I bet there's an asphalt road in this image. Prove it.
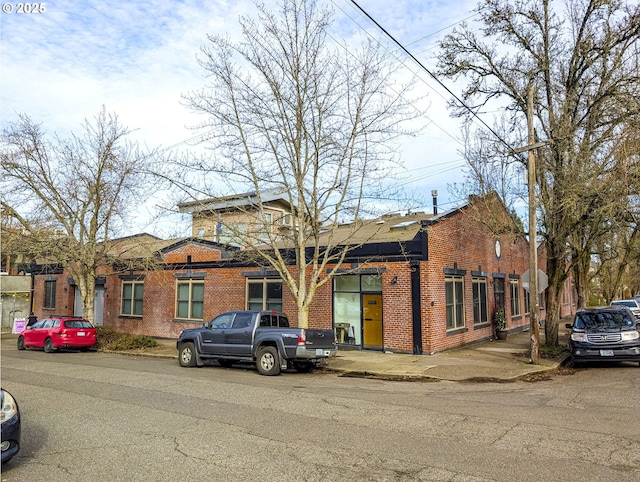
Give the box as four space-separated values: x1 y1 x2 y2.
2 337 639 482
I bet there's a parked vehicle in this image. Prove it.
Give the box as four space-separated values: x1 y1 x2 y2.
17 316 97 353
177 310 337 376
610 299 640 319
1 389 20 464
565 306 640 367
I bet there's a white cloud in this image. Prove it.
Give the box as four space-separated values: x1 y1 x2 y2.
1 0 480 234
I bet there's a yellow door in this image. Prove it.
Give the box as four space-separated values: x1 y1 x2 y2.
362 294 383 349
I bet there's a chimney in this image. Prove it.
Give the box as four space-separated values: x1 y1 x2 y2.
431 190 438 215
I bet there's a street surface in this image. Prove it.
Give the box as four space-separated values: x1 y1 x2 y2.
1 337 639 481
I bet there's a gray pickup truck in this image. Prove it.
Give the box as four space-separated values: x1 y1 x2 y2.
176 310 337 375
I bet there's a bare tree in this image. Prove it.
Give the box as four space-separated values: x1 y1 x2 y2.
180 0 417 328
1 109 161 324
437 0 640 344
588 126 640 303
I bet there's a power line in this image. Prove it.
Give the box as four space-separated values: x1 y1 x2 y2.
330 1 466 150
348 0 521 159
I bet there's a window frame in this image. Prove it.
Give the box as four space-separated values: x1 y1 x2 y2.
44 279 56 309
246 278 283 312
121 280 144 317
175 280 205 320
472 277 488 324
510 279 521 317
445 276 465 330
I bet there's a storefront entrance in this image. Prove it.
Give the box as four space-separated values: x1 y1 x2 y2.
362 294 383 349
333 273 384 350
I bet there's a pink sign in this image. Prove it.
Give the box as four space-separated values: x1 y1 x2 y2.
12 319 26 334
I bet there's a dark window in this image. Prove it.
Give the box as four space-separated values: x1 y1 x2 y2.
231 312 253 328
278 315 289 328
510 280 520 316
446 276 464 329
247 279 282 312
64 320 93 328
176 280 204 320
259 313 290 327
472 277 488 324
44 280 56 309
121 281 144 316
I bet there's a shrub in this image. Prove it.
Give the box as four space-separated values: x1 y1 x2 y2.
95 326 121 349
95 327 158 351
540 343 569 359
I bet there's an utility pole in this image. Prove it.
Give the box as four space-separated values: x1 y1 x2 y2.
527 85 540 364
511 87 549 362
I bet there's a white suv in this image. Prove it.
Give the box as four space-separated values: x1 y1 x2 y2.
611 299 640 320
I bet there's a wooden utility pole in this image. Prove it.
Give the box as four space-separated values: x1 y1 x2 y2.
527 85 540 364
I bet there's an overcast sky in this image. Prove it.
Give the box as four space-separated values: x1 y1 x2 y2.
1 0 481 237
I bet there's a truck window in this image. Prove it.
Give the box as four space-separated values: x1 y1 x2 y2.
278 316 289 328
260 314 274 327
211 313 234 329
232 312 253 329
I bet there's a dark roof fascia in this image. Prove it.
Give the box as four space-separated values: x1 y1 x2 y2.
420 204 468 227
19 263 64 275
153 239 427 271
335 240 425 260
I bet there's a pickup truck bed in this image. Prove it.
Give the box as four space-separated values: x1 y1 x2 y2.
177 310 337 375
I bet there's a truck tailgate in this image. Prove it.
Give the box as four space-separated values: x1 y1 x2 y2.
305 329 337 349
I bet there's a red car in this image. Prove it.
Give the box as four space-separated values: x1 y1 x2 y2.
17 316 97 353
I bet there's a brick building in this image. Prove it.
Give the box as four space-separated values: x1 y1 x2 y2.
28 194 577 354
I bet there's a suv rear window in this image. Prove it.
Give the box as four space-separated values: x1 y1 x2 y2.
64 320 93 328
575 311 634 329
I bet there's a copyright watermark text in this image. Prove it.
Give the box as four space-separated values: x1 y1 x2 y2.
2 3 46 14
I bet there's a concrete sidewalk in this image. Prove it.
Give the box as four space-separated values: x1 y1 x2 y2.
2 328 569 382
324 329 567 381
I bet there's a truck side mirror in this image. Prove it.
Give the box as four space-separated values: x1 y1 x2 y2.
565 323 573 329
203 321 211 329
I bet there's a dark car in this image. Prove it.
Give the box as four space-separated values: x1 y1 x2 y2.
177 310 337 375
1 389 21 463
17 316 97 353
566 306 640 367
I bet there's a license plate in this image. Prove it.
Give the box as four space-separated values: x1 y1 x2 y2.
600 349 614 357
316 349 329 356
77 332 85 336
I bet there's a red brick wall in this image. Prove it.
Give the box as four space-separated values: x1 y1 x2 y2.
104 266 247 339
31 273 75 319
380 264 414 352
31 205 573 353
419 204 532 354
163 243 222 264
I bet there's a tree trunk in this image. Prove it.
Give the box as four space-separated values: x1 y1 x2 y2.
571 249 590 310
545 287 560 347
297 302 309 330
544 245 567 347
76 276 96 325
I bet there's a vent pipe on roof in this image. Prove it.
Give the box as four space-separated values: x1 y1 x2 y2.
431 190 438 215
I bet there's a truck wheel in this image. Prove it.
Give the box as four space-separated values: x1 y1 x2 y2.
17 336 25 351
292 361 314 373
44 337 55 353
256 346 281 376
179 342 197 367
